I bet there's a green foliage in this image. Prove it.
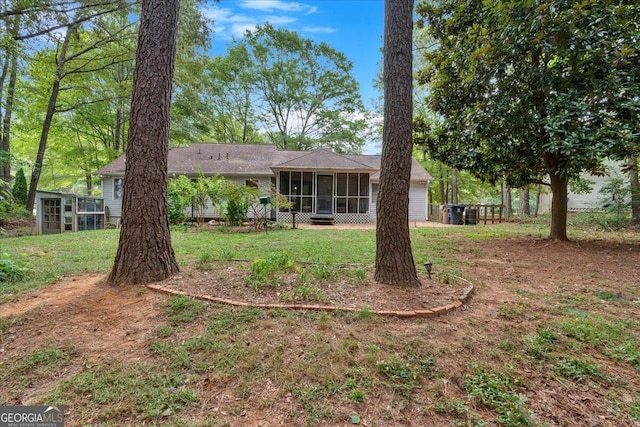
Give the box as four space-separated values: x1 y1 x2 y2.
167 175 195 224
599 176 631 228
167 174 229 225
416 0 640 237
631 400 640 422
414 147 501 205
557 312 640 368
552 357 604 383
417 0 639 184
247 252 293 292
308 263 336 281
464 365 536 426
197 251 213 271
285 284 327 303
524 329 558 360
353 267 367 283
166 295 206 324
17 347 72 372
225 193 249 226
376 351 436 397
230 23 367 152
0 252 28 283
48 365 197 422
11 168 28 206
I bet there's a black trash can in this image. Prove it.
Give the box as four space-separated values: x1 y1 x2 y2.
447 204 465 225
464 207 477 225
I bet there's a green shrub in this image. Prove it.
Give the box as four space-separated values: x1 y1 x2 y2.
0 252 28 283
247 252 293 292
226 196 248 226
12 168 28 206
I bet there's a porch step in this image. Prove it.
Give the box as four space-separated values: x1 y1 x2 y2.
310 214 335 225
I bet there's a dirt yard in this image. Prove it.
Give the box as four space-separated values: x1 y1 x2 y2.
1 230 639 426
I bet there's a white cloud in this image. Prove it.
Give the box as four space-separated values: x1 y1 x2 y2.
302 26 337 34
231 23 259 38
204 5 259 40
239 0 317 14
264 15 297 25
204 3 302 41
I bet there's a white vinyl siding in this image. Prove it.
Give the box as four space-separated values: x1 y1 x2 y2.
369 182 428 221
101 177 122 221
409 182 428 220
102 175 275 222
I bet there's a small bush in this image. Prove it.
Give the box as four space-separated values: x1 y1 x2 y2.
0 252 28 283
247 252 294 292
226 196 249 226
286 284 327 303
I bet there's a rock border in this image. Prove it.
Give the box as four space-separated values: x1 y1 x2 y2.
146 281 475 319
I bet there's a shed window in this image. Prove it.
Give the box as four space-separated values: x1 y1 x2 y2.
76 196 105 231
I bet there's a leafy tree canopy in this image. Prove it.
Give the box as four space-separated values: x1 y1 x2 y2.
416 0 640 238
229 23 367 153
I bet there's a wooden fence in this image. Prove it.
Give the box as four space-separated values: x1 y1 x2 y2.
431 204 505 225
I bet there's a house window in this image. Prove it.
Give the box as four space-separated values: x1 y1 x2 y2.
114 178 123 200
335 173 369 214
246 179 259 188
279 171 315 213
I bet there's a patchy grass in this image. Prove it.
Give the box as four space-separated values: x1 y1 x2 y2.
1 219 639 425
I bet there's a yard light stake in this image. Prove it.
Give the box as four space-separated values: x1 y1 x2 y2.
424 262 433 279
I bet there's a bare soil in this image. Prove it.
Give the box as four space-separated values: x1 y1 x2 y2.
1 230 639 426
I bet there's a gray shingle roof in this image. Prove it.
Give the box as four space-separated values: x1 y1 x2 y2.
271 148 378 171
96 143 432 182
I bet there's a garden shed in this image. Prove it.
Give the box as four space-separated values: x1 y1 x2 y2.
35 191 105 234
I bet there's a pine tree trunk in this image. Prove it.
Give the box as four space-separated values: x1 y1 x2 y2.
107 0 180 286
451 168 458 204
114 107 122 152
438 166 446 204
375 0 420 287
629 155 639 224
1 16 20 190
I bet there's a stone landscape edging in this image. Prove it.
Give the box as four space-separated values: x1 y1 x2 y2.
146 282 475 319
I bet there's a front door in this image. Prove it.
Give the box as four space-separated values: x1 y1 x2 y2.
42 199 62 234
316 175 333 214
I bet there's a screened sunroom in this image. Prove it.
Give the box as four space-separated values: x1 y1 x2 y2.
275 170 372 224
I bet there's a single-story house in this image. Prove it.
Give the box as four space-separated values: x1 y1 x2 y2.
537 160 628 214
35 190 105 234
96 143 433 225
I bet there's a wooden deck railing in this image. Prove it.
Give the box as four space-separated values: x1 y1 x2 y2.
463 204 504 224
432 204 505 225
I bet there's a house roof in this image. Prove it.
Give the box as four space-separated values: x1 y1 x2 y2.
271 148 378 172
96 143 433 182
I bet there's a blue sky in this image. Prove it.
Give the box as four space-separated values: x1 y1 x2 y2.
203 0 385 110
